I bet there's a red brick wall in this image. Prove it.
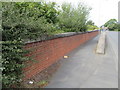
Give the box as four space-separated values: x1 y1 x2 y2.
23 31 98 80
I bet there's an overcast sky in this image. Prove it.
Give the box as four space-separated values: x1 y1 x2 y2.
44 0 119 27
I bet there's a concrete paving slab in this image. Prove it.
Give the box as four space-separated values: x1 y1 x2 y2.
45 35 118 88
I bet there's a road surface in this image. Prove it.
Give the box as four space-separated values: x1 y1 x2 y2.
107 31 118 72
45 34 118 88
107 31 119 89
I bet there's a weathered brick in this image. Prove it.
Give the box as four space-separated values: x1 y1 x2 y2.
23 31 98 80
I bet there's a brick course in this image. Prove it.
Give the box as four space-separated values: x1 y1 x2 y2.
23 31 98 80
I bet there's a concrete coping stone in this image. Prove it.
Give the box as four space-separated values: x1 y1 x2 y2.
24 30 99 44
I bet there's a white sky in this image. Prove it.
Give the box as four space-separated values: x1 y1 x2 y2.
44 0 119 27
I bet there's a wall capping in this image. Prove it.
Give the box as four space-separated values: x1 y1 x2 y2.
24 30 99 44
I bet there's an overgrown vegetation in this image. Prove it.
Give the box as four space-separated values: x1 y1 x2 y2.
2 2 58 88
86 20 99 31
1 1 91 88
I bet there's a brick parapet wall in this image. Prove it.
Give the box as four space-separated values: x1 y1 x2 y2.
23 31 99 80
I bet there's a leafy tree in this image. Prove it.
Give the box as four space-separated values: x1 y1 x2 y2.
86 20 98 31
86 20 94 26
104 19 118 31
117 23 120 31
58 3 91 32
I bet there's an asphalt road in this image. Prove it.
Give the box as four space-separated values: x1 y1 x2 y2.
107 31 119 89
107 31 118 72
46 35 118 88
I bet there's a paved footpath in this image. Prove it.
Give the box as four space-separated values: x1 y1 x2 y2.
46 35 118 88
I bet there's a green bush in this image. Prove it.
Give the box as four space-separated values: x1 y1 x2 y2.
2 2 58 87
